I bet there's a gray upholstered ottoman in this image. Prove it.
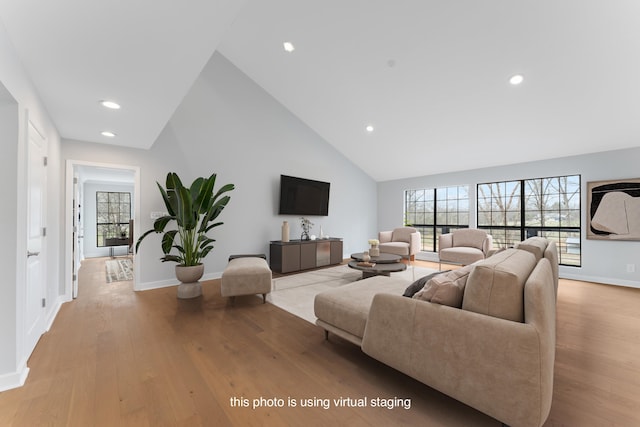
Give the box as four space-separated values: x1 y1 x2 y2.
221 255 272 304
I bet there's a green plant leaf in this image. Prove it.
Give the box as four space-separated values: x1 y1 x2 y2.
200 246 213 259
177 186 197 230
200 196 230 231
153 216 172 232
199 237 215 249
157 179 178 217
135 229 157 252
165 172 183 190
161 255 182 263
161 230 178 254
212 183 235 201
205 221 223 233
191 176 212 215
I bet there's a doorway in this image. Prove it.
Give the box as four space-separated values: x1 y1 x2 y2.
65 161 140 299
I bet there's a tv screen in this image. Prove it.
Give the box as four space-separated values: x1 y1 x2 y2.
279 175 330 216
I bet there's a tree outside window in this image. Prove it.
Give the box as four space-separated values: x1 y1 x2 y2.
477 175 581 266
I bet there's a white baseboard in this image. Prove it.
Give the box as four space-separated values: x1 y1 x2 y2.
560 272 640 289
45 295 67 331
0 363 29 392
135 271 223 292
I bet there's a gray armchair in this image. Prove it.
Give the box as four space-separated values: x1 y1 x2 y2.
438 228 493 270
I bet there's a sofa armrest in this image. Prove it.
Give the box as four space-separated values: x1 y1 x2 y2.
409 231 421 255
362 294 551 427
482 234 493 255
378 230 393 243
438 233 453 251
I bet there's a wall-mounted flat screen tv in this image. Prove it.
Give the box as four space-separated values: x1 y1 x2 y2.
279 175 330 216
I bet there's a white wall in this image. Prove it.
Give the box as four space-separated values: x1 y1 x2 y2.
0 21 63 390
62 52 378 290
0 85 20 386
378 147 640 287
82 182 135 258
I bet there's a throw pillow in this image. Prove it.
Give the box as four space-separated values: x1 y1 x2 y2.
413 264 474 308
403 271 449 297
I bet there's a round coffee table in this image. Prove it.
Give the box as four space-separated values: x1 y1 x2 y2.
349 252 407 279
351 252 402 264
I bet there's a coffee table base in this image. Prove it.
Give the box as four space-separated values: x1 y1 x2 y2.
360 270 392 280
347 260 406 279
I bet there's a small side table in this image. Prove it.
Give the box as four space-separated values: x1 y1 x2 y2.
105 237 129 258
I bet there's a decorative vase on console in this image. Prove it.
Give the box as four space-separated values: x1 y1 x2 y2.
369 239 380 257
282 221 290 242
300 217 314 241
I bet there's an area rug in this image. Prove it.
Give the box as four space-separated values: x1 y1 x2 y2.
105 258 134 283
267 264 438 324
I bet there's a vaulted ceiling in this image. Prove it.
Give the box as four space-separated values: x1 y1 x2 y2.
1 1 639 181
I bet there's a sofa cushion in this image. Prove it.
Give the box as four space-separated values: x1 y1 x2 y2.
378 241 410 256
439 247 485 265
462 249 537 322
314 276 409 339
403 271 449 297
516 237 548 261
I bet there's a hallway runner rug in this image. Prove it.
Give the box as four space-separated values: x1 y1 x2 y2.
105 258 134 283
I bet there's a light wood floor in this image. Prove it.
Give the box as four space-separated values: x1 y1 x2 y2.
1 258 639 426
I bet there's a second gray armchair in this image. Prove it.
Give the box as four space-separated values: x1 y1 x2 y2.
438 228 493 270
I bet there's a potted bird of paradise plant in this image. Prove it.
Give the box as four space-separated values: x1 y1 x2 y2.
136 172 234 298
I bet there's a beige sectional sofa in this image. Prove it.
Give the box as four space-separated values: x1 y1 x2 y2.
314 237 558 427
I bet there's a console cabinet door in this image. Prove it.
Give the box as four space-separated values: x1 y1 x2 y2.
300 242 317 270
316 241 331 267
330 240 343 265
270 244 301 273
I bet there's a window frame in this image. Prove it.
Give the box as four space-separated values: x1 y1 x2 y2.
96 191 132 247
477 174 581 267
404 185 470 252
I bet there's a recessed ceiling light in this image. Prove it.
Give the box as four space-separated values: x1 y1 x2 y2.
365 125 374 132
283 41 295 53
509 74 524 85
100 100 121 109
101 131 116 137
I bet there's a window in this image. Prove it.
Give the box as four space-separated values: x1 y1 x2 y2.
404 185 469 252
478 175 581 266
96 191 131 247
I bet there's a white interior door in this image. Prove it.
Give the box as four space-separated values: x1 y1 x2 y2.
72 175 80 298
25 121 47 355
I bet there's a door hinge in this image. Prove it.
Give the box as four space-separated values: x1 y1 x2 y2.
73 177 78 184
43 156 48 166
73 274 77 281
42 298 46 308
42 227 47 237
